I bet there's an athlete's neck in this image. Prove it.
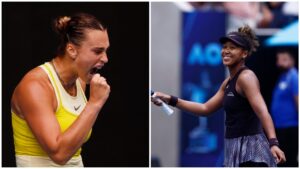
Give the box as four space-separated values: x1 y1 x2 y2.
52 56 77 94
228 62 246 79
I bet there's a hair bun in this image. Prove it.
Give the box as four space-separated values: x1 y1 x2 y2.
53 16 71 35
238 25 255 41
238 25 259 55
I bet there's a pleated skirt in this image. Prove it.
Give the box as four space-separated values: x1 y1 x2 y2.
224 133 277 167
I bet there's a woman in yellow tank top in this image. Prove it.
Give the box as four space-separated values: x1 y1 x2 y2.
11 13 110 167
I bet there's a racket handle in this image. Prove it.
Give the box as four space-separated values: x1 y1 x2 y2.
160 100 174 115
151 91 174 115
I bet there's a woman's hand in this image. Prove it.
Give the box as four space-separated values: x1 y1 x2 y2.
89 74 110 108
270 145 286 164
151 91 170 106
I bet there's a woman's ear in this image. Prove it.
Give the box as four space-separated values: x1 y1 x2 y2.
243 50 249 59
66 43 78 60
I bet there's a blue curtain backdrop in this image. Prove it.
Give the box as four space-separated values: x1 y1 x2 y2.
180 11 226 167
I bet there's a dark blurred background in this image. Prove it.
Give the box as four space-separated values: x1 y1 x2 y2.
2 2 149 167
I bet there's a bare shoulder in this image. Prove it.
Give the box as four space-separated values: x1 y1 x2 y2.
220 77 230 90
12 66 55 116
17 67 52 92
239 69 259 83
237 69 260 89
223 76 230 84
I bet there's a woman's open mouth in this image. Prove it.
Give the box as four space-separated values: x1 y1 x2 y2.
90 67 101 75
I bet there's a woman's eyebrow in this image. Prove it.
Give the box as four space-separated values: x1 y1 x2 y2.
91 47 105 51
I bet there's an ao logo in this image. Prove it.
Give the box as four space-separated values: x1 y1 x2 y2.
187 42 222 66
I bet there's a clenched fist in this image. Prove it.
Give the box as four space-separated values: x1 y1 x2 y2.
89 74 110 107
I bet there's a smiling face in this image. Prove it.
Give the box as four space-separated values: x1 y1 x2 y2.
221 41 247 67
73 29 110 83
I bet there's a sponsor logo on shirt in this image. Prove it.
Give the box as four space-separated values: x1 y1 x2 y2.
74 105 81 111
227 92 234 97
279 82 287 90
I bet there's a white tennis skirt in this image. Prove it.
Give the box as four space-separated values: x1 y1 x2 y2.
15 155 83 167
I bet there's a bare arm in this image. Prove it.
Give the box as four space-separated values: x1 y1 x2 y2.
238 71 276 139
238 70 285 163
13 73 109 165
152 78 229 116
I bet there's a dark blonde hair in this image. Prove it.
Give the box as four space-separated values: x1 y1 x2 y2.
53 13 106 55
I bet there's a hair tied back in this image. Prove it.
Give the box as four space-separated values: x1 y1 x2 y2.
54 16 71 35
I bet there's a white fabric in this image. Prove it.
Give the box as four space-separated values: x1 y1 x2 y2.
16 155 84 167
40 63 86 115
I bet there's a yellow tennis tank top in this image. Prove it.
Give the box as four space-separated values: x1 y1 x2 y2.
12 62 92 157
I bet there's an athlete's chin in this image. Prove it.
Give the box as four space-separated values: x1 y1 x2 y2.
222 61 231 66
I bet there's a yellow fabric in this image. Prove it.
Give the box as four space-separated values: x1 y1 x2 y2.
12 63 91 157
